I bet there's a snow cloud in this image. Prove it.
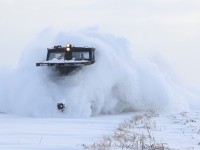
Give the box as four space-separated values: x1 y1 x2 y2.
0 28 198 117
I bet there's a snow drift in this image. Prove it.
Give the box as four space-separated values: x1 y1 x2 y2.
0 28 196 117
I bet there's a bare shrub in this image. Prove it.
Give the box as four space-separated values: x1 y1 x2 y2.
82 111 171 150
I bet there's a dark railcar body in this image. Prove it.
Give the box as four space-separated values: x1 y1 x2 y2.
36 44 95 74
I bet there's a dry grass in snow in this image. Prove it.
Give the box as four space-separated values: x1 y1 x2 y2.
83 111 200 150
82 111 171 150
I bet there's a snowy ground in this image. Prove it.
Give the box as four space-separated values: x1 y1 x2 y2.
0 111 199 150
152 111 200 149
0 113 132 150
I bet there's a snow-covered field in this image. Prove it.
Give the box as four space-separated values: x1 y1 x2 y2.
0 111 199 150
82 111 200 150
153 111 200 149
0 113 133 150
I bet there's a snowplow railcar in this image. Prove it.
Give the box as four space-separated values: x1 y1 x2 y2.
36 44 95 74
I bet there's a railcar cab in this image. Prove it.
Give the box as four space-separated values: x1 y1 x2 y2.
36 44 95 74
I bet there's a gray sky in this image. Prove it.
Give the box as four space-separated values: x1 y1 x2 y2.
0 0 200 87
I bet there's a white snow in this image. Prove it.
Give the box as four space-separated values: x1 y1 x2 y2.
0 112 199 149
81 111 200 149
1 29 199 117
152 111 200 149
44 58 89 63
0 29 200 149
0 113 132 150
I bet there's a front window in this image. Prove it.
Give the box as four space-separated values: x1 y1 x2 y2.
72 52 90 60
48 52 65 60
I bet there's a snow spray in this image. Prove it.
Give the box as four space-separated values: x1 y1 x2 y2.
0 28 196 117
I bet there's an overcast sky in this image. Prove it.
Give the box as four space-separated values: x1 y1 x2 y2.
0 0 200 87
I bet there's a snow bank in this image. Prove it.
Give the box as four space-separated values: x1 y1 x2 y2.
0 28 197 117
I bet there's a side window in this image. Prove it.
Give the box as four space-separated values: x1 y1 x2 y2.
91 51 94 59
72 52 80 60
72 52 90 60
48 52 65 60
82 52 89 59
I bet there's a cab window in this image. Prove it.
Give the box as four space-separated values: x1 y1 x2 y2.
72 52 89 60
48 52 65 60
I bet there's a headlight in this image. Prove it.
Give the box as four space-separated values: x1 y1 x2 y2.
66 47 70 51
66 43 71 51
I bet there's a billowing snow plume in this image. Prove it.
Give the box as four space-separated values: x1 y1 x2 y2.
0 28 196 117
